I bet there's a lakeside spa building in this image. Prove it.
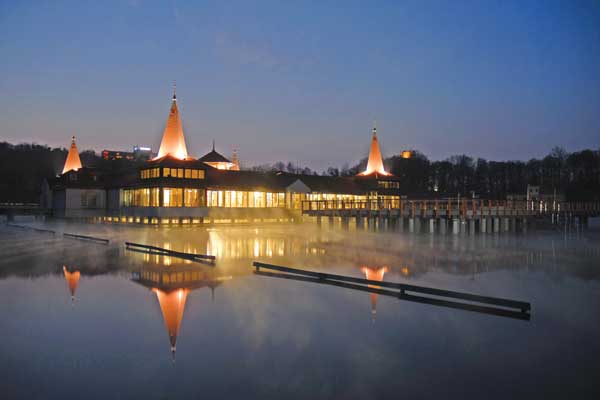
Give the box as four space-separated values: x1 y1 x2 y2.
47 89 401 224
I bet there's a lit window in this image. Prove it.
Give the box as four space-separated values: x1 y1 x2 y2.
163 168 170 177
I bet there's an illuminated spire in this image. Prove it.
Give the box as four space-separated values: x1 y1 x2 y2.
63 266 80 304
231 148 240 171
361 266 389 322
358 122 391 176
153 288 189 360
156 86 188 160
62 136 83 174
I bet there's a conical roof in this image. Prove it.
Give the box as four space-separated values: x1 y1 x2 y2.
156 90 188 160
153 288 189 356
358 125 391 176
62 136 83 174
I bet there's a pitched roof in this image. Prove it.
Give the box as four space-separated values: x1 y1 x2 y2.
198 149 231 163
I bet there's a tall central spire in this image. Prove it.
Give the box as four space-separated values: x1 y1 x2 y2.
358 122 391 176
156 85 188 160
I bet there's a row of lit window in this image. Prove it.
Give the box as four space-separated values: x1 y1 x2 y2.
378 181 400 189
140 168 160 179
206 190 286 208
122 188 204 207
140 167 205 180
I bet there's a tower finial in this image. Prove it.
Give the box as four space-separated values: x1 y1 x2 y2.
71 135 76 144
212 139 215 151
372 120 377 137
172 81 176 100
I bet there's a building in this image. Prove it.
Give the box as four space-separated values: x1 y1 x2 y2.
47 89 402 224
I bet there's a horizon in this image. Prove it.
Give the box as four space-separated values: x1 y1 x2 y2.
1 1 600 169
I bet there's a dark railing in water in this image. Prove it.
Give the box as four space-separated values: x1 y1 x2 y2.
253 262 530 317
125 242 216 263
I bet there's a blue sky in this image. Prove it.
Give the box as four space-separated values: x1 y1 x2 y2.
1 0 599 170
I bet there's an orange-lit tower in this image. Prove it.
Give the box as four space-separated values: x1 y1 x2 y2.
156 85 188 160
358 123 391 176
153 288 190 361
361 266 389 321
63 266 80 303
62 136 83 174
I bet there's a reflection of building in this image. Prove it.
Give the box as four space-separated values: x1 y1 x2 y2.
63 266 80 303
132 265 231 360
361 266 388 321
47 88 402 222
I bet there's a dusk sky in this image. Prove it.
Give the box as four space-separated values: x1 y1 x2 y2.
1 0 599 170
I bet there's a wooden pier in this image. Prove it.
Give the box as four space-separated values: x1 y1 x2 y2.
302 198 600 234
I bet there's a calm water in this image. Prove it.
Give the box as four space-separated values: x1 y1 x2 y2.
1 221 599 399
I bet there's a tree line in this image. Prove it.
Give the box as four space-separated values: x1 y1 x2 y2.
1 141 598 203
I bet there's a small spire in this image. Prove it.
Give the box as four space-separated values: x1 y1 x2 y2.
372 120 377 137
212 139 215 152
71 135 76 144
172 81 177 100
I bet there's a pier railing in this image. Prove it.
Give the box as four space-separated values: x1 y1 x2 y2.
301 198 600 218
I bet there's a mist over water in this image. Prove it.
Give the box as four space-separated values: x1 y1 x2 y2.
1 221 599 399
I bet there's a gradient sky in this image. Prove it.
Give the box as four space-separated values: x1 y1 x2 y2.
1 0 599 170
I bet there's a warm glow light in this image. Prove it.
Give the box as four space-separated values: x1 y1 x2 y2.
358 126 392 176
156 94 188 160
62 136 83 174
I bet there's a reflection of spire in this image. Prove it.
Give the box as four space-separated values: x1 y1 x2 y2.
153 288 190 360
63 266 80 304
361 266 389 322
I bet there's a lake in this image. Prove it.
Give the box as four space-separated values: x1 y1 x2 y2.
1 221 599 399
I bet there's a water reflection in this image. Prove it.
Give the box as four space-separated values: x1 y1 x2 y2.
131 265 232 360
361 266 389 322
62 266 80 304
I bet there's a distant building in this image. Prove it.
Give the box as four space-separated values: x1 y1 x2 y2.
400 150 412 159
102 146 154 161
46 88 402 223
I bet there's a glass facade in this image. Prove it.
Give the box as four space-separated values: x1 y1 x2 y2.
123 188 160 207
206 190 286 208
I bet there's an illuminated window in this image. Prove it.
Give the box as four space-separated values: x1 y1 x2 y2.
177 168 183 178
185 169 192 179
163 168 170 177
192 169 198 179
163 188 183 207
184 189 204 207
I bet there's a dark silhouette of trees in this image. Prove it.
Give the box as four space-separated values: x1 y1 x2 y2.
1 141 599 203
